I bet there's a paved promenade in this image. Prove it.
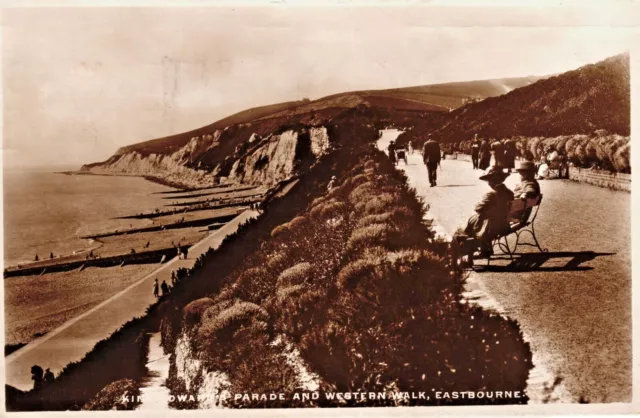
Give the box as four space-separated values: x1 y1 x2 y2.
378 131 631 403
5 210 258 391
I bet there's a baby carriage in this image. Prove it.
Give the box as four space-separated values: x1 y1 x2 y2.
395 148 408 165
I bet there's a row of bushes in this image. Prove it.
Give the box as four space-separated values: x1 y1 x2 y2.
175 146 532 407
452 132 630 173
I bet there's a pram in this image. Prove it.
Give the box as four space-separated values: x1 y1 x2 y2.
395 148 408 165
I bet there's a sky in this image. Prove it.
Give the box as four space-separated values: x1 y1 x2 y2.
2 4 638 168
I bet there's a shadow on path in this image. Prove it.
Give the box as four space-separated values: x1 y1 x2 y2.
472 251 615 273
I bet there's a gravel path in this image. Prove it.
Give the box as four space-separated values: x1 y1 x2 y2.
378 131 631 403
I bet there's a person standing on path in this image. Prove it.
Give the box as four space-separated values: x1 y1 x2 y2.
470 135 480 169
422 136 442 187
491 139 505 169
153 279 159 298
503 139 517 173
160 280 170 297
478 138 491 170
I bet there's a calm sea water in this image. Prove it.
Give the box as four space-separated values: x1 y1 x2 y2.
3 169 174 268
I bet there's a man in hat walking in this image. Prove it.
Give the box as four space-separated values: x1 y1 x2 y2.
464 166 514 257
422 136 442 187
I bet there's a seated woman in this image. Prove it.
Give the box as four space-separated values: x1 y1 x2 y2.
462 166 514 258
510 161 541 225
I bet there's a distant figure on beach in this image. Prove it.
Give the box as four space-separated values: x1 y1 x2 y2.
130 248 136 254
153 279 159 298
161 280 170 296
50 252 54 259
182 247 188 260
31 365 44 391
89 250 94 258
34 254 39 262
145 241 150 248
43 368 55 385
171 270 177 285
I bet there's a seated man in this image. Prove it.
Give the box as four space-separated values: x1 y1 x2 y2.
510 160 541 225
462 166 514 258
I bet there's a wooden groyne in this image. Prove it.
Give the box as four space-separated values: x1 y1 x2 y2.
162 185 258 200
81 213 239 239
4 247 187 278
167 192 265 208
115 202 251 220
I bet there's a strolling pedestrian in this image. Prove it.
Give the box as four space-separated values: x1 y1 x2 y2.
408 140 413 154
31 365 44 391
503 139 517 173
171 270 177 285
491 140 505 169
478 139 491 170
422 136 441 187
43 368 55 385
35 254 39 262
388 140 397 165
153 279 159 298
161 280 170 296
470 135 480 169
50 252 54 259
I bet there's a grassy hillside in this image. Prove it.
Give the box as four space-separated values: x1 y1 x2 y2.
98 75 545 162
399 53 630 148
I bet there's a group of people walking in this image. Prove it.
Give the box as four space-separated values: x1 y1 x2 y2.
385 132 542 262
469 134 517 172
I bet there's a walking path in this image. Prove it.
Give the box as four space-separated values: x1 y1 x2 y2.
378 131 631 403
137 333 171 410
5 210 259 391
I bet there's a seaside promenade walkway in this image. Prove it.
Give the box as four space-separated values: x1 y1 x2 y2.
5 210 259 391
377 130 631 403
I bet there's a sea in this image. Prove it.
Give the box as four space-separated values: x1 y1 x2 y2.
2 167 174 268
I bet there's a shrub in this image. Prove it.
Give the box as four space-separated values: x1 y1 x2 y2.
183 298 215 329
276 262 314 288
82 379 140 410
346 223 392 252
288 216 310 231
270 223 289 238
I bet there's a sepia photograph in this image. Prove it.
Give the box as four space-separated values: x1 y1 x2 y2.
1 1 637 414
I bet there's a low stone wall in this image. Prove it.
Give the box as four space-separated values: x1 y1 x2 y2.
568 167 631 192
442 154 631 192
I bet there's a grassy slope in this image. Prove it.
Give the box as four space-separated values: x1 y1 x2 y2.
399 54 630 148
86 74 545 166
160 125 532 407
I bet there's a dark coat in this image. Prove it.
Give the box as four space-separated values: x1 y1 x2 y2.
478 140 491 169
465 183 514 241
514 179 540 199
503 140 517 169
422 139 441 164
